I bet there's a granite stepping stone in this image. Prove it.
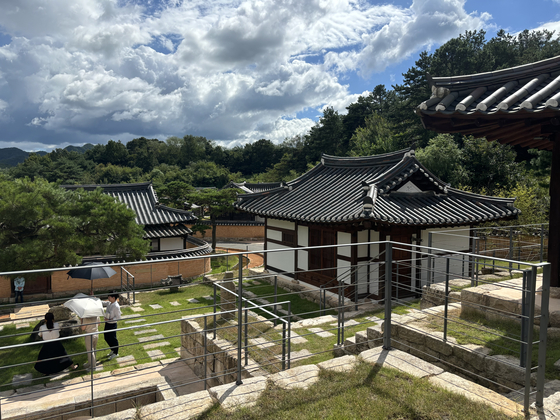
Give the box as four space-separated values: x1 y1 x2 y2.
12 373 33 387
138 334 165 343
209 376 268 411
149 304 163 310
170 301 181 306
130 306 145 312
116 355 136 367
275 349 312 362
174 347 181 355
252 281 261 285
243 291 258 298
249 337 276 349
188 298 200 304
15 323 30 329
366 316 382 323
0 325 4 332
330 319 359 327
133 329 158 335
202 296 214 300
144 341 171 350
147 350 165 360
125 318 146 324
308 327 334 338
290 331 308 344
269 365 320 390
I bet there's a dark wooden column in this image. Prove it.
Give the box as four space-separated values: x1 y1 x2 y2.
549 133 560 288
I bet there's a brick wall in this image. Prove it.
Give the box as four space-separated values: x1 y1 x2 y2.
0 258 211 300
187 224 264 240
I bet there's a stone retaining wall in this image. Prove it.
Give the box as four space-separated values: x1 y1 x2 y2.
344 305 534 393
181 317 264 388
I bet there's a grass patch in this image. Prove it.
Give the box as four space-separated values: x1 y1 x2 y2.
196 361 521 420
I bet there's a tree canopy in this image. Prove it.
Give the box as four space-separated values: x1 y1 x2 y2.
0 177 149 278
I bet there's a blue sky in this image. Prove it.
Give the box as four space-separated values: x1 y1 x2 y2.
0 0 559 151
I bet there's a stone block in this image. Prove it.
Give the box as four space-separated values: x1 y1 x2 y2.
344 336 358 355
429 372 522 416
452 344 491 371
423 331 455 356
318 355 358 373
366 324 383 348
397 324 426 346
355 331 370 353
484 354 531 387
548 327 560 339
209 376 268 411
550 311 560 328
12 372 33 387
270 364 320 389
359 347 444 378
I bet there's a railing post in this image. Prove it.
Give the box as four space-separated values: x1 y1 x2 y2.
536 263 551 408
90 333 95 416
475 237 480 287
470 236 475 287
203 316 208 390
509 227 514 272
540 224 545 262
337 280 342 346
520 270 529 368
244 301 248 367
354 269 358 311
213 283 217 339
383 242 392 350
287 301 291 370
320 285 324 316
396 261 400 302
427 233 433 284
523 266 538 414
132 275 136 304
237 254 243 385
281 321 286 371
443 257 450 342
274 275 278 327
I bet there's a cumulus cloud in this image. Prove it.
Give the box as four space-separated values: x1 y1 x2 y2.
0 0 495 149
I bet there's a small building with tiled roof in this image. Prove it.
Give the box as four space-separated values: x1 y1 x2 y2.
235 149 519 299
62 182 211 261
415 54 560 288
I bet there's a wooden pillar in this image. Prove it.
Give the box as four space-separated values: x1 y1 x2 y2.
549 133 560 288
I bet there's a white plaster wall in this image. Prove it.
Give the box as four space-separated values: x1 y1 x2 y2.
369 231 380 257
160 237 184 251
369 262 380 295
298 225 308 246
268 218 295 230
337 259 352 284
267 229 282 242
267 242 295 274
357 264 369 294
421 227 471 253
338 232 352 258
298 250 308 271
357 230 369 258
418 254 469 288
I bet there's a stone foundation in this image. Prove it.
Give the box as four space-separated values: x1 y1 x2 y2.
181 317 265 388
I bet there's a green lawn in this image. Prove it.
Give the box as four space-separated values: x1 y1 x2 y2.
195 360 522 420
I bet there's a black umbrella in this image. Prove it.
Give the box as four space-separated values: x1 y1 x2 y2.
67 263 117 295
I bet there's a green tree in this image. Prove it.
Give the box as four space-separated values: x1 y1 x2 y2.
349 113 400 156
0 178 149 278
415 134 465 186
185 188 240 249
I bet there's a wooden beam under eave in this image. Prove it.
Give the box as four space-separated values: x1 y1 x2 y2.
497 127 543 145
480 122 531 140
517 138 552 149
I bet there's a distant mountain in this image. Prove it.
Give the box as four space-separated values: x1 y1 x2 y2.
0 143 95 167
64 143 95 153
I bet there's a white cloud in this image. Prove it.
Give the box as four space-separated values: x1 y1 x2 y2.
0 0 496 148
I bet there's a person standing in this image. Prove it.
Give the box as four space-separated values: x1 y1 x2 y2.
35 313 78 374
103 293 121 360
14 276 25 304
81 316 99 371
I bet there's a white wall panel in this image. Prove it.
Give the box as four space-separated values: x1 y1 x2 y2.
160 237 184 251
369 231 380 257
337 259 351 284
338 232 352 258
298 250 308 271
357 230 369 258
267 242 295 274
298 225 308 247
267 229 282 241
268 218 295 230
421 227 471 253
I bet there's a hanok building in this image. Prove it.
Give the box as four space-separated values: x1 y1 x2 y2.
235 149 519 299
63 182 211 261
415 54 560 288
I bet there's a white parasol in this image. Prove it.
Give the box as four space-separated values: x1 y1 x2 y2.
64 293 105 318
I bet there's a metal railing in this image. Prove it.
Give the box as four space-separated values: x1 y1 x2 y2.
0 240 551 418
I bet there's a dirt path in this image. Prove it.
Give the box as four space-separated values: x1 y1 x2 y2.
215 248 264 269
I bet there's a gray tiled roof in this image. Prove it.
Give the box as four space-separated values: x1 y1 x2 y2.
62 182 197 226
223 181 282 194
416 55 560 151
235 149 519 226
83 236 212 263
144 225 192 239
